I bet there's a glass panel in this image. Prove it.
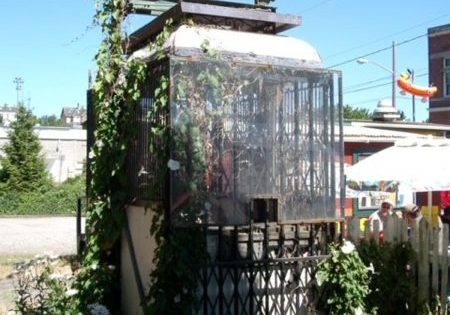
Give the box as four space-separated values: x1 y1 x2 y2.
445 71 450 97
169 57 342 225
445 58 450 68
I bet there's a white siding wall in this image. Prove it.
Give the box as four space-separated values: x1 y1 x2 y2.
0 126 86 183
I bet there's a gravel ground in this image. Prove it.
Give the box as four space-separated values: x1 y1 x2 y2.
0 216 84 256
0 216 85 314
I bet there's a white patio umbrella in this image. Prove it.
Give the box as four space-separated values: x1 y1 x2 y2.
345 138 450 193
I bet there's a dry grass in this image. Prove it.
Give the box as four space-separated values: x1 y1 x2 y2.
0 255 34 281
0 255 32 315
0 255 78 315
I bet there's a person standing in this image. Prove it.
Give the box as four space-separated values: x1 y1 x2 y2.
368 200 394 232
402 203 423 224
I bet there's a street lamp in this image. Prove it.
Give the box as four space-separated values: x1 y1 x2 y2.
13 77 24 106
356 41 397 110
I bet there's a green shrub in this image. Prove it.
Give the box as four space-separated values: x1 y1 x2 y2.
357 239 417 315
0 176 85 215
317 241 371 315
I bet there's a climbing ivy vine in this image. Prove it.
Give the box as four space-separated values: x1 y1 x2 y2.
81 1 230 312
77 0 146 310
143 21 208 315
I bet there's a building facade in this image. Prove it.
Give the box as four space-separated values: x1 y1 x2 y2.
428 23 450 124
0 105 18 127
60 104 87 127
0 126 86 183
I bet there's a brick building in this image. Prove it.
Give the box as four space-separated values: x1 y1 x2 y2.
428 23 450 124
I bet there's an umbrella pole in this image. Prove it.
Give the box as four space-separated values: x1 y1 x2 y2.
428 191 433 223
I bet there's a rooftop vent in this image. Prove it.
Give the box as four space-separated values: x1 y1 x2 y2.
372 99 400 122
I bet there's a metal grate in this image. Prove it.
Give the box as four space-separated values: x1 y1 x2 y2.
127 63 169 201
194 222 337 315
169 58 342 225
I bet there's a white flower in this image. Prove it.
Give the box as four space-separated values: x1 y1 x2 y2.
341 240 355 254
65 288 78 297
88 150 95 159
167 159 180 171
367 262 375 274
354 306 363 315
316 272 324 286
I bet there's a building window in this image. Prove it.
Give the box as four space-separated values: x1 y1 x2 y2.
445 57 450 97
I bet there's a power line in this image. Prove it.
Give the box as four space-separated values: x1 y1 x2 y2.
347 95 391 107
345 72 428 94
345 67 428 90
325 11 450 60
346 75 392 90
300 0 334 13
327 33 427 69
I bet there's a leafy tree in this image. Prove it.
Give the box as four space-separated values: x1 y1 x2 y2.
343 104 372 120
0 106 51 192
38 114 67 127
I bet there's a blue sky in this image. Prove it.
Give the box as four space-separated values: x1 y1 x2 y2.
0 0 449 121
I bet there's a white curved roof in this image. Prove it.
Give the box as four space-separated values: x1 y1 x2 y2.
132 25 323 68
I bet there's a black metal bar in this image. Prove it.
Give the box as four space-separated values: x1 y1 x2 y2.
338 73 345 220
124 214 147 314
202 227 208 315
323 77 330 214
308 79 315 208
76 197 82 256
218 226 224 315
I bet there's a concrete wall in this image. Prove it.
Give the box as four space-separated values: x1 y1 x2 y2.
121 205 156 315
0 126 86 183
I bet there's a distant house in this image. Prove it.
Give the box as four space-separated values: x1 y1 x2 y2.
60 104 87 127
0 105 18 127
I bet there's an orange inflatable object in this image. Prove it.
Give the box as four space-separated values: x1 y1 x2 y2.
397 76 437 98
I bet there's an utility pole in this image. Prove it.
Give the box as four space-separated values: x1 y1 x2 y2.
411 69 416 122
392 41 396 109
13 77 24 106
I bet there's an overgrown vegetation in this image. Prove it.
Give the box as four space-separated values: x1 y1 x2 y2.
38 114 67 127
78 0 146 312
317 239 437 315
0 176 84 215
317 241 371 315
358 240 417 315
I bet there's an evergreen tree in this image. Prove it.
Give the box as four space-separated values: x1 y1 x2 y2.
38 114 67 127
1 106 50 192
343 104 373 120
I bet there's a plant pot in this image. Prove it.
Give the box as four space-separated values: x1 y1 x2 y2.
237 231 264 260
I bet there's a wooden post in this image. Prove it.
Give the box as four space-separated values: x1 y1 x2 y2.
347 216 360 244
432 227 439 298
441 224 449 310
385 215 395 243
418 219 430 306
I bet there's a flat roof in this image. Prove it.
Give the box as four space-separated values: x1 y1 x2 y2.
428 23 450 36
127 0 301 52
131 25 323 68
